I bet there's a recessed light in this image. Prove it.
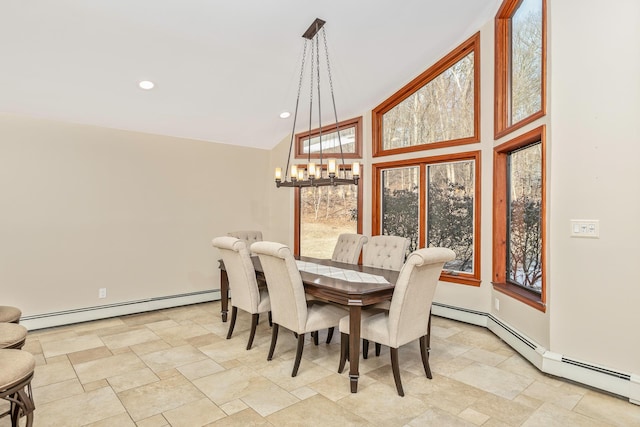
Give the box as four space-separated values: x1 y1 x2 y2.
139 80 155 90
280 111 291 119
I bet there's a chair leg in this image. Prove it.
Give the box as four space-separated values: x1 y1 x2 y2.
390 347 404 397
326 327 334 344
268 311 273 327
363 339 369 359
375 342 381 356
247 313 259 350
338 332 349 373
226 306 238 339
267 323 279 360
292 333 305 377
313 331 319 345
419 335 432 379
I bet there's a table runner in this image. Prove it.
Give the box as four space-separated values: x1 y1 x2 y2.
296 260 390 284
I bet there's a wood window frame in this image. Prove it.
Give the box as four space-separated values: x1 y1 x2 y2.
492 125 546 311
372 151 481 286
295 117 362 159
372 32 481 157
494 0 547 139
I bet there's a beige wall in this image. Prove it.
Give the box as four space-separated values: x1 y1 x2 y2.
547 0 640 374
1 114 269 317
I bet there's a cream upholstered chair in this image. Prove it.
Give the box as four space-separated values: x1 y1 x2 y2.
0 306 21 324
338 247 455 396
0 349 36 426
212 236 271 350
362 235 410 271
331 233 368 265
251 241 347 377
0 324 28 350
227 230 263 248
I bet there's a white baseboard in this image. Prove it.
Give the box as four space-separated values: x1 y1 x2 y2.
20 290 220 331
432 302 639 405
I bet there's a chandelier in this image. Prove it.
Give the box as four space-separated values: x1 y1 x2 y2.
275 18 360 188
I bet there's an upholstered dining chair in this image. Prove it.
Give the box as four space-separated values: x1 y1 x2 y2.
226 230 263 249
251 241 347 377
212 236 271 350
0 306 21 324
338 247 455 396
0 349 36 427
0 323 28 350
331 233 368 265
362 235 410 271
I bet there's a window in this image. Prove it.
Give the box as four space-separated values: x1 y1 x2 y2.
294 172 362 259
495 0 546 138
373 33 480 157
493 126 546 310
373 151 481 286
296 117 362 159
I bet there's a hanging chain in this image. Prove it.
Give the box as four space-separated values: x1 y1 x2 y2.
322 28 347 178
285 40 309 180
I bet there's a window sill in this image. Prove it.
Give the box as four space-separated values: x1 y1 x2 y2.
441 274 481 287
492 281 546 312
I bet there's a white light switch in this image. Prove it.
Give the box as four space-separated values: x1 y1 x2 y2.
570 220 599 238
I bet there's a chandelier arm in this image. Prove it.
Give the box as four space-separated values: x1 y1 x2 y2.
315 28 324 175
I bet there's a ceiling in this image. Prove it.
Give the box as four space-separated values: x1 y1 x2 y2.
0 1 500 150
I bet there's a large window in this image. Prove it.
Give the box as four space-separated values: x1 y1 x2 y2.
373 33 480 157
495 0 546 138
373 151 480 286
493 126 546 310
295 117 362 159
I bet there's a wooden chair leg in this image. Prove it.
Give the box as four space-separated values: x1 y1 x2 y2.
292 333 305 377
338 332 349 373
268 311 273 327
326 327 334 344
419 335 432 379
363 339 369 359
226 306 238 339
267 323 279 360
247 313 259 350
375 342 381 356
390 347 404 397
312 331 319 345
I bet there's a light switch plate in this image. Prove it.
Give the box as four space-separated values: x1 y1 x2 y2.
570 220 599 238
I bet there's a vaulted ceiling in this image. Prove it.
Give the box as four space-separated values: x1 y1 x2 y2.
0 1 500 149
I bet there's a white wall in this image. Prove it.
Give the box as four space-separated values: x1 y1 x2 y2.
1 114 269 318
548 0 640 374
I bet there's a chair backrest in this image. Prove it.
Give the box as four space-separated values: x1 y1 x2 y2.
331 233 368 264
227 230 263 248
251 241 307 333
212 236 261 314
362 235 410 271
387 247 456 348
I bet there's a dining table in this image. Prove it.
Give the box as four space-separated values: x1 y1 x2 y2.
218 255 399 393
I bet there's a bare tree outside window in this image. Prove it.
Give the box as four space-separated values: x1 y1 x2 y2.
381 167 420 252
510 0 543 124
382 53 475 150
507 142 542 291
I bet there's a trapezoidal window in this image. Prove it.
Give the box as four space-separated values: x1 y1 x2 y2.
373 33 480 157
495 0 546 138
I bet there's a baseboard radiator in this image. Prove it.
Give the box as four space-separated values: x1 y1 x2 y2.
431 302 640 405
19 294 638 405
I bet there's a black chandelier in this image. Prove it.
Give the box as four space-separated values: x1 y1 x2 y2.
275 18 360 188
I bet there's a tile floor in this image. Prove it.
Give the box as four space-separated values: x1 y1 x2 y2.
3 301 640 426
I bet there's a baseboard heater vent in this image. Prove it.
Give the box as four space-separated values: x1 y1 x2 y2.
561 357 631 381
487 314 537 350
21 290 216 321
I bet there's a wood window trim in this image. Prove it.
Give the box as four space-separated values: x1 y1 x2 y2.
372 150 481 286
492 125 546 312
372 32 481 157
293 164 363 257
494 0 547 139
295 117 362 159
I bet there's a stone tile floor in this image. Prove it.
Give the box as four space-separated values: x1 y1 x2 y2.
3 301 640 426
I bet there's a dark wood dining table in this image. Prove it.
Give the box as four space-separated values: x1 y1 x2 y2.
218 256 399 393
